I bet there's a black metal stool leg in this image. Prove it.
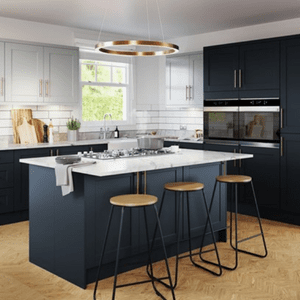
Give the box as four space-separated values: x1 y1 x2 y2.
153 204 176 300
230 181 268 258
188 190 222 276
93 205 115 300
112 206 125 300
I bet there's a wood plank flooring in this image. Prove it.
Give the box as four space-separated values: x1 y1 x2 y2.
0 214 300 300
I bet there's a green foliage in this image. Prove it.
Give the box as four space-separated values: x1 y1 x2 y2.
82 85 124 121
66 117 81 130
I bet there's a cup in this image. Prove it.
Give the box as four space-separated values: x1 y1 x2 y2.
170 145 179 153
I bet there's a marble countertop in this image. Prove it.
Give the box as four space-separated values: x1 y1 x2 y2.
20 149 253 177
164 138 204 144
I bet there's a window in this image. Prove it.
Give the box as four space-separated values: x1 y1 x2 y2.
80 59 131 125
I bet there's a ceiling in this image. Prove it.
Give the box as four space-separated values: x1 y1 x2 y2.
0 0 300 40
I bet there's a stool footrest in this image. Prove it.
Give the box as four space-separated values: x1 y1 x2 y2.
237 233 262 244
116 277 169 289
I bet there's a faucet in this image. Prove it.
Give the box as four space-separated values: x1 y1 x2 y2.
103 113 112 139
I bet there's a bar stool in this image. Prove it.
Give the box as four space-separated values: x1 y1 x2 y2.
147 182 222 290
93 194 176 300
199 175 268 271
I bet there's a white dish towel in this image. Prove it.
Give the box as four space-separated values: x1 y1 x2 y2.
55 161 96 196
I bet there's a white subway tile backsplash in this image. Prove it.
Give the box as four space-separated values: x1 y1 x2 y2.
32 111 49 119
59 126 68 133
0 105 13 110
49 111 71 119
0 128 13 135
0 111 11 119
0 120 12 128
37 105 61 111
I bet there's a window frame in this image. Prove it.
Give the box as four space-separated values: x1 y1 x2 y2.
78 54 136 132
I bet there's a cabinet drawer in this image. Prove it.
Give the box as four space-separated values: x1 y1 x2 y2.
0 163 14 188
0 151 13 164
0 188 14 214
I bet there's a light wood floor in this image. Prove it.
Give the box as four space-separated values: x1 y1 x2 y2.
1 214 300 300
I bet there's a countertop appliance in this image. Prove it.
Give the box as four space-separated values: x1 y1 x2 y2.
204 98 280 148
81 148 174 160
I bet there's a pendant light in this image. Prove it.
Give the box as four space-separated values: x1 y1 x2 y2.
95 0 179 56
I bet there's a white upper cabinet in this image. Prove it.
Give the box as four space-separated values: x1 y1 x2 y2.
0 42 4 103
5 43 44 103
166 53 203 107
3 41 79 105
43 47 78 104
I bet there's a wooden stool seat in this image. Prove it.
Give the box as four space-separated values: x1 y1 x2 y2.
216 175 252 183
164 182 204 192
110 194 158 207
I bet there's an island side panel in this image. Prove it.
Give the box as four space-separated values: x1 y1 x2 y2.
29 165 86 288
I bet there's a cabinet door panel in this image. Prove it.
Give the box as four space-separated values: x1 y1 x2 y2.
204 46 239 94
281 38 300 133
0 188 14 214
14 148 51 211
280 134 300 213
5 43 44 103
44 47 79 104
168 56 189 105
0 163 14 189
240 146 280 208
189 54 203 106
239 41 279 92
0 42 4 103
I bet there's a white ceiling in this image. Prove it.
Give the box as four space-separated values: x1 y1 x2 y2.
0 0 300 40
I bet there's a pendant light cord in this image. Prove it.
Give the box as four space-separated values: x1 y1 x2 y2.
155 0 165 42
97 6 108 43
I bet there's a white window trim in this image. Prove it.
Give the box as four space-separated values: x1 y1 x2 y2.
78 50 137 132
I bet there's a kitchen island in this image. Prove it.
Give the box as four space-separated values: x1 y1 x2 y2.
20 149 252 288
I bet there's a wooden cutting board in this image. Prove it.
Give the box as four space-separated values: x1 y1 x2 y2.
17 117 38 144
29 119 45 143
11 109 33 144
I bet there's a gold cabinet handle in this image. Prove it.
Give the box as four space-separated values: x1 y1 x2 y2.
50 149 53 156
39 79 43 97
189 85 192 100
90 146 93 152
136 172 139 194
144 171 147 194
239 148 242 168
281 108 283 129
234 70 237 88
1 77 3 96
233 148 237 167
239 69 242 88
45 80 49 97
56 149 59 156
281 137 284 157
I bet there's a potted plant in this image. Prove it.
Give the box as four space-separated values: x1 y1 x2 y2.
66 117 81 142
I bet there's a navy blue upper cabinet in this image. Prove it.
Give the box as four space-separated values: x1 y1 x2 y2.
204 41 280 99
239 41 280 97
281 38 300 134
204 46 239 98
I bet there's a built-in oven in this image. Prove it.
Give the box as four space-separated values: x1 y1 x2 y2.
204 99 239 141
204 98 280 146
239 98 280 144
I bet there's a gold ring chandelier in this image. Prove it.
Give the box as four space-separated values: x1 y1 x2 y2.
95 0 179 57
95 40 179 56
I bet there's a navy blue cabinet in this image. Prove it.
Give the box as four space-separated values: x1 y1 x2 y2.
280 134 300 214
204 41 280 99
164 141 204 150
281 38 300 134
240 146 280 209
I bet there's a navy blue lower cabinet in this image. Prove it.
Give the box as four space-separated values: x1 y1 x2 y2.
239 146 280 212
0 188 14 214
280 134 300 215
14 148 51 211
88 143 108 152
56 146 89 156
164 141 204 150
28 162 227 289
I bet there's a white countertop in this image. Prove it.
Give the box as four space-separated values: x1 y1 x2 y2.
20 149 253 177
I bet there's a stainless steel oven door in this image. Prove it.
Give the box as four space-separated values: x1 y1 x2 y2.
204 107 239 141
239 106 280 143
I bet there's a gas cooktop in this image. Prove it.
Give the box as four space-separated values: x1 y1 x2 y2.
79 148 174 160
